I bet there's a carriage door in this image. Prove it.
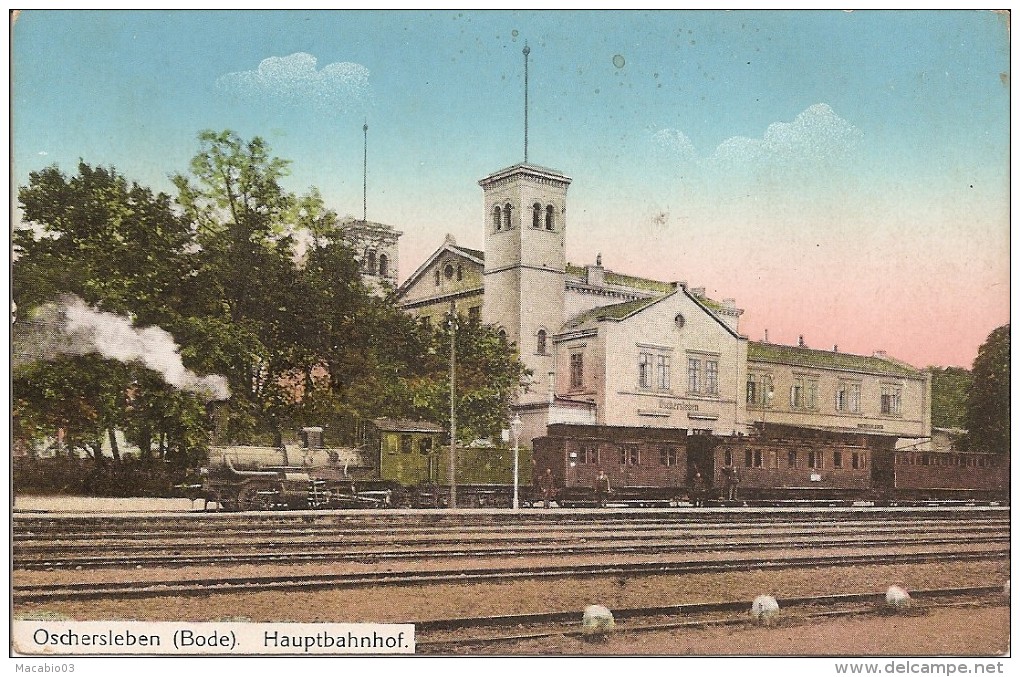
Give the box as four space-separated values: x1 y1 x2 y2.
686 434 716 485
871 450 896 493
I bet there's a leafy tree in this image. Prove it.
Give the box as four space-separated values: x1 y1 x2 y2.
965 324 1010 453
928 366 973 429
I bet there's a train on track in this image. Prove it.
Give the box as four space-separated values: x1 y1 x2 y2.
195 419 1008 510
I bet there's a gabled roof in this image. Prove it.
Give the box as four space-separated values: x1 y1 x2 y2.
747 342 922 377
396 241 484 298
560 286 742 338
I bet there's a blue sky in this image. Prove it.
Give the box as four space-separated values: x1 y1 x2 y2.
12 10 1010 368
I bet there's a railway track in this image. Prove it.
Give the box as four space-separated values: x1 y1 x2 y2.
413 585 1010 652
13 528 1010 570
14 509 1008 569
12 547 1008 604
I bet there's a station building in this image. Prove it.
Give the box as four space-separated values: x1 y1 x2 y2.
395 160 932 449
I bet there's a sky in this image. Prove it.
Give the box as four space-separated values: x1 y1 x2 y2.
11 10 1011 369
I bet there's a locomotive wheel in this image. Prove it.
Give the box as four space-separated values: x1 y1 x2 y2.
237 486 273 511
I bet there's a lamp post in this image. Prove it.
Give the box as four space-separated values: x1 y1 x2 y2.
510 413 522 511
448 301 457 509
761 375 774 437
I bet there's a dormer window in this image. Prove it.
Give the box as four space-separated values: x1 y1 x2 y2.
545 204 555 230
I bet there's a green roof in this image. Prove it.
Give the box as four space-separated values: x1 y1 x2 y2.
748 342 922 377
564 295 665 329
565 263 674 293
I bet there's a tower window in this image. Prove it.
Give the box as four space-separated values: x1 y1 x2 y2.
379 254 389 278
365 250 377 274
493 205 502 231
532 203 542 229
537 329 547 355
545 204 555 230
503 203 513 230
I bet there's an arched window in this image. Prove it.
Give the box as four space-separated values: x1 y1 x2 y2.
498 328 508 342
366 250 377 274
545 205 555 231
434 269 440 286
493 205 502 231
503 203 513 230
537 329 547 355
379 254 389 278
444 263 454 279
456 264 463 281
532 203 542 229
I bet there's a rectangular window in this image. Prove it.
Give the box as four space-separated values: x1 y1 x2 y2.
468 306 480 322
746 379 757 405
852 452 862 469
656 355 670 391
688 358 701 393
579 445 599 464
400 435 413 454
833 451 843 468
638 352 651 389
787 449 797 468
724 449 733 466
570 353 584 390
705 360 719 395
808 450 822 469
421 316 432 328
659 446 678 466
806 380 818 410
753 449 763 468
619 445 639 466
744 449 753 467
881 385 902 415
790 378 804 409
848 383 861 412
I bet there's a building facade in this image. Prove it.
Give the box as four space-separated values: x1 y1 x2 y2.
396 157 932 449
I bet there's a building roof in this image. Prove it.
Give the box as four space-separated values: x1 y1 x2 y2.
563 295 665 330
564 263 674 294
395 240 485 299
372 418 445 433
747 341 922 377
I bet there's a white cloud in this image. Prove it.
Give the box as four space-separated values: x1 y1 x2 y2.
217 52 372 113
655 103 863 173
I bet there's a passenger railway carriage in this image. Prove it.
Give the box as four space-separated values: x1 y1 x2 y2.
531 423 1008 506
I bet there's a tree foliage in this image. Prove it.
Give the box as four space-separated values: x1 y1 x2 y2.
928 366 973 430
964 324 1009 453
14 130 526 478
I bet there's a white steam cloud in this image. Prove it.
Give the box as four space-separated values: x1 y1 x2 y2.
14 295 230 402
216 52 372 113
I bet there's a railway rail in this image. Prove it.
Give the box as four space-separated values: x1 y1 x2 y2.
12 547 1008 604
413 585 1010 652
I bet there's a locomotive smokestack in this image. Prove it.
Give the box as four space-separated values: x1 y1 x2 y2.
302 426 324 450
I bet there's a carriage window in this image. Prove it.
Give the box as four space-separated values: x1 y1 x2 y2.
400 435 413 454
724 449 733 466
579 445 599 464
660 446 678 467
808 450 822 469
744 449 753 467
418 437 433 455
753 449 763 468
787 450 797 468
833 451 843 468
852 452 863 469
620 445 640 466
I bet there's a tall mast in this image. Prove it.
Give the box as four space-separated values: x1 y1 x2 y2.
523 43 530 164
362 121 368 221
